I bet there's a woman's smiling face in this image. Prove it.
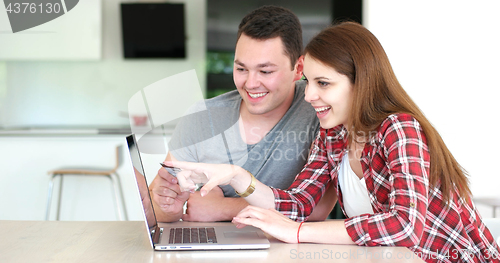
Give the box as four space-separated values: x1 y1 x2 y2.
303 54 353 129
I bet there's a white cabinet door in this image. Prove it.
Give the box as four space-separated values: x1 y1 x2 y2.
0 0 101 60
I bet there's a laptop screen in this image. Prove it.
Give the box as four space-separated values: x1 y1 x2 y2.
126 135 159 241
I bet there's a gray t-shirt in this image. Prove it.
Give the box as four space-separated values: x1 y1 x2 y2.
168 81 320 197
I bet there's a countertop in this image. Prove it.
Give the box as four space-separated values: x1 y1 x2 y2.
0 220 426 263
0 125 175 136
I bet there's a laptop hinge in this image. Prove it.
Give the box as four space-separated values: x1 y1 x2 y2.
152 225 163 244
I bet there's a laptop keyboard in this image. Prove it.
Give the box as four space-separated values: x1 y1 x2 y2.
168 227 217 244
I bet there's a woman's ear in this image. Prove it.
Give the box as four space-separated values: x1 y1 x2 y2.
293 55 304 81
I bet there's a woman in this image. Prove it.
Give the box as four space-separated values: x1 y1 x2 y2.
167 22 499 262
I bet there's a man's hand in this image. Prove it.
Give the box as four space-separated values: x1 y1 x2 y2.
181 186 227 222
149 165 190 222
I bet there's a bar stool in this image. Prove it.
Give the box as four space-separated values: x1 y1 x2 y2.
45 145 128 221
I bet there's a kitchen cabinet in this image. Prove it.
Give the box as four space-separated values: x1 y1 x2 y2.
0 0 101 60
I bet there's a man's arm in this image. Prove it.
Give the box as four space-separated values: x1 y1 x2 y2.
182 187 250 222
182 177 337 222
149 152 190 222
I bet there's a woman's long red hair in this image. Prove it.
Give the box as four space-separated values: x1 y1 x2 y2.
304 22 471 202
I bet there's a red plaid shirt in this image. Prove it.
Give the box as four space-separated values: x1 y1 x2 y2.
273 113 499 262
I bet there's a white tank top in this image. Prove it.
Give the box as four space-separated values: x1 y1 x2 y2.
337 152 374 217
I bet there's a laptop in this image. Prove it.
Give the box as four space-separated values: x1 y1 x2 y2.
126 134 270 250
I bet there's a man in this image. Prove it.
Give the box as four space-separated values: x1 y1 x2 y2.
149 5 334 222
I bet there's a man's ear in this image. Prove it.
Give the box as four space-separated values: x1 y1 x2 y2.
293 55 304 81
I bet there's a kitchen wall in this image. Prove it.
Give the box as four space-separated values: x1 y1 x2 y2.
1 0 499 220
0 0 206 127
364 0 500 212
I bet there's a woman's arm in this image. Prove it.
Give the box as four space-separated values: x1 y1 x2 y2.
229 168 276 209
307 182 337 221
300 220 355 244
232 205 354 244
164 161 276 209
166 128 332 221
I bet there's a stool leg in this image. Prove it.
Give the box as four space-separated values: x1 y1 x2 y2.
109 173 128 221
45 174 57 220
107 175 121 220
56 175 64 221
114 173 128 221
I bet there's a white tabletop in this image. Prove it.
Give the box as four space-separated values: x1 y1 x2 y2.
0 220 425 263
